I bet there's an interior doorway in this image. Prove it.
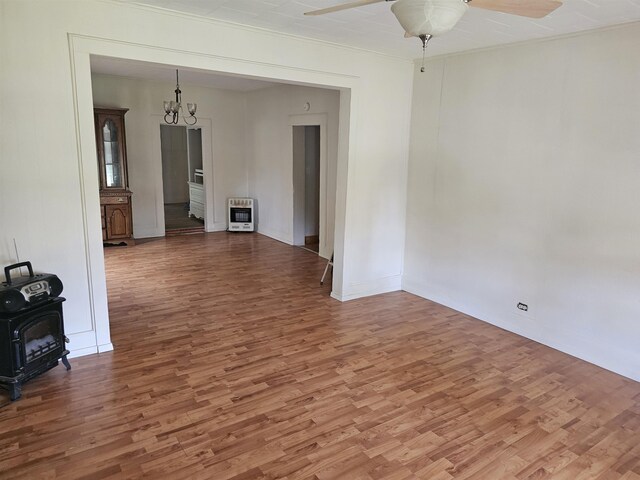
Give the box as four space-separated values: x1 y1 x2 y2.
160 125 205 234
293 125 321 253
73 42 353 352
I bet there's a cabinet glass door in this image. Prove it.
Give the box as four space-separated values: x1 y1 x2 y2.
102 119 123 188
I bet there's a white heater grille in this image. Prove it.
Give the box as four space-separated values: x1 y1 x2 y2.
228 198 254 232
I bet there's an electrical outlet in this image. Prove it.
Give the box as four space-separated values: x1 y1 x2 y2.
517 302 528 312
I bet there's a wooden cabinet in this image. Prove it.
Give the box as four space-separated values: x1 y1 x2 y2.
94 108 134 245
102 193 133 240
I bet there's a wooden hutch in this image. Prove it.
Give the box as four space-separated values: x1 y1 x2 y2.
94 107 134 245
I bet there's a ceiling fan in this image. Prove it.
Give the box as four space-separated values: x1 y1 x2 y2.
305 0 563 67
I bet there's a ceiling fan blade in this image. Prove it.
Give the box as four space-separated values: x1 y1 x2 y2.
304 0 389 16
469 0 562 18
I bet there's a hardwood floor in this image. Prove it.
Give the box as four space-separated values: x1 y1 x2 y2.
1 232 639 479
164 202 204 233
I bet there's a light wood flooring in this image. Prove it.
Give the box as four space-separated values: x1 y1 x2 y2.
1 232 639 479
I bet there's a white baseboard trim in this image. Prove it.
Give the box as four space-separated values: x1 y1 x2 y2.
134 228 165 239
207 222 228 232
333 274 402 302
402 275 640 383
318 249 331 261
257 228 293 245
98 342 114 353
66 342 113 359
67 345 98 359
401 276 452 309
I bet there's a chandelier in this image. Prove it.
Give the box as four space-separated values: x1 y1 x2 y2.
163 69 197 125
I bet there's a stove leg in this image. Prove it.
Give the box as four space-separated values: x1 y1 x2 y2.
9 383 21 401
61 355 71 371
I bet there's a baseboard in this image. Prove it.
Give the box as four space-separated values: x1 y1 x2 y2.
133 228 165 239
207 222 228 233
402 275 640 383
402 276 453 311
330 291 343 302
334 274 402 302
67 345 98 359
97 342 114 353
318 248 331 261
256 227 293 245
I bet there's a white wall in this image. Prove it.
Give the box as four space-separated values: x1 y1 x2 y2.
92 74 248 237
0 0 413 356
246 85 341 259
403 23 640 382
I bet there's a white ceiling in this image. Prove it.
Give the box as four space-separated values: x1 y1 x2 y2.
125 0 640 59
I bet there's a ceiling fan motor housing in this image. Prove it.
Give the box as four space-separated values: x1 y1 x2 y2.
391 0 469 37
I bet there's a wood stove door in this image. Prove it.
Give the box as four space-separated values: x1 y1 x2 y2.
15 310 65 373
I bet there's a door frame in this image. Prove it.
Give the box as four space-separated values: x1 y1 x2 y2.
68 34 355 354
156 122 213 234
289 114 328 258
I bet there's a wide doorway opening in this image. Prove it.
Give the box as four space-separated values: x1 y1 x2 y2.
160 125 205 235
78 48 353 354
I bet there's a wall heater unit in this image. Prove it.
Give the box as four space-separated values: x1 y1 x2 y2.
228 198 254 232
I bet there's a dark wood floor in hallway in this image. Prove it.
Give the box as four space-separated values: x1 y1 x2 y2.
1 232 639 479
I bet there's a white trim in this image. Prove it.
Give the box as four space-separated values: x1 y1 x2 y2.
116 0 414 62
334 274 403 302
67 345 98 359
67 35 113 351
207 221 228 233
330 88 355 300
257 227 293 246
97 342 114 353
289 114 329 259
402 275 640 383
133 227 165 239
415 21 640 64
153 118 214 235
68 34 359 356
67 343 112 358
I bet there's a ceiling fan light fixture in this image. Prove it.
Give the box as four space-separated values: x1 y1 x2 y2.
391 0 468 37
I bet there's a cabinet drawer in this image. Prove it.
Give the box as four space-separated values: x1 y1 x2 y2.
101 196 130 205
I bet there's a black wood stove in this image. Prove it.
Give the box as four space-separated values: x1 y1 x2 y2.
0 262 71 401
